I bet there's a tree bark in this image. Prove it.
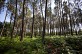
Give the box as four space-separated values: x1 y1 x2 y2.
20 0 25 41
50 0 51 36
31 2 35 38
11 0 17 39
42 0 47 44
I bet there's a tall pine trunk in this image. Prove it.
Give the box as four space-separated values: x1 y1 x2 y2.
20 0 25 41
11 0 17 39
50 0 52 36
42 0 47 44
40 0 43 36
69 15 73 36
31 2 35 38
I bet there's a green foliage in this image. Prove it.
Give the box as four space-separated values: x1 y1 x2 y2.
65 36 82 54
0 37 46 54
0 36 82 54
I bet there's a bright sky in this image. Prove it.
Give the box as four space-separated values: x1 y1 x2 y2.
0 8 10 22
0 0 78 22
0 8 7 22
0 0 56 22
51 0 55 9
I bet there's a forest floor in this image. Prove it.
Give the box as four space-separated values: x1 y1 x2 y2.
0 35 82 54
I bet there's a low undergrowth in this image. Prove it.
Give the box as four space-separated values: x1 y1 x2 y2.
0 36 82 54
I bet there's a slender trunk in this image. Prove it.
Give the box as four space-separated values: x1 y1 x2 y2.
40 0 43 36
10 13 13 25
42 0 47 44
0 10 7 36
20 0 25 41
52 20 54 35
61 0 63 35
39 18 41 36
59 1 62 36
68 0 73 36
50 0 51 36
65 15 68 36
10 13 13 36
63 18 65 35
31 2 35 38
11 0 17 39
70 15 73 36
